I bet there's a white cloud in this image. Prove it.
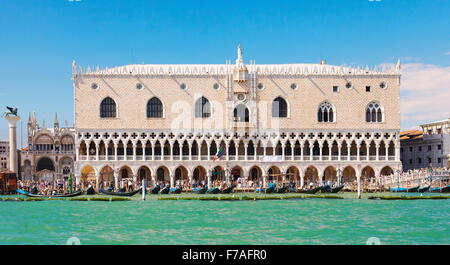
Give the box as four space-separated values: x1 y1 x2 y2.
400 63 450 129
445 51 450 56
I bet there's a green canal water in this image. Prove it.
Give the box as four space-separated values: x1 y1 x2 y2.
0 193 449 245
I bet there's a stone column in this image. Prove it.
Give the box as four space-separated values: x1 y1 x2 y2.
105 143 109 161
5 116 20 173
170 173 175 187
114 169 119 192
244 143 248 161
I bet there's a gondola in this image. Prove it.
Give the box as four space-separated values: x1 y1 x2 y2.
274 186 288 193
429 185 450 193
100 188 141 197
86 186 96 195
263 186 275 194
220 186 234 194
193 186 207 194
323 185 345 193
150 185 161 194
417 186 430 193
297 186 323 194
206 187 220 194
159 186 170 194
389 186 420 193
17 189 83 198
169 187 182 194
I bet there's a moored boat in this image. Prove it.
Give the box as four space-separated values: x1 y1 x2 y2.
150 185 161 194
323 185 345 193
297 186 323 194
429 185 450 193
417 186 430 193
100 188 141 197
159 186 170 194
206 187 220 194
274 186 288 193
169 187 182 194
389 186 420 192
193 186 207 194
220 186 234 194
17 189 83 198
86 186 96 195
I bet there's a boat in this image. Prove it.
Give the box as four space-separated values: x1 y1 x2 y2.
429 185 450 193
417 186 430 193
169 187 182 194
297 186 323 194
263 186 275 194
17 189 83 198
150 185 161 194
323 185 345 193
389 186 420 193
220 186 234 194
86 186 96 195
274 186 288 193
100 188 141 197
159 186 170 194
193 186 207 194
207 187 220 194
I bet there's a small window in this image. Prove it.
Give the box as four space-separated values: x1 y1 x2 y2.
237 94 246 101
380 82 387 89
401 148 404 153
438 145 442 150
409 159 412 165
428 145 432 151
180 83 187 90
136 83 143 90
418 158 422 164
419 146 422 152
290 83 298 90
91 83 98 90
409 147 413 152
213 83 220 90
333 86 339 93
438 158 442 163
366 86 371 92
257 83 264 90
345 82 352 89
428 157 432 164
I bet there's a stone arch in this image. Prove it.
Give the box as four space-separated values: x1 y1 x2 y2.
137 166 151 182
342 165 356 183
193 166 207 182
230 165 243 181
119 165 133 180
286 166 300 182
304 165 319 184
212 165 225 181
36 157 55 171
81 165 96 184
156 166 170 182
98 165 114 189
380 166 394 177
323 166 337 183
249 165 263 181
267 165 281 181
174 165 189 181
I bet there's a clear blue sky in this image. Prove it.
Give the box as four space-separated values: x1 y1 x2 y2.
1 0 449 145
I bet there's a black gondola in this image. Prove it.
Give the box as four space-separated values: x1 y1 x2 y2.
100 188 141 197
429 185 450 193
323 185 345 193
159 186 170 194
207 187 220 194
220 186 234 194
17 189 83 198
193 186 207 194
86 186 96 195
297 186 323 194
417 186 430 193
275 186 288 193
150 185 161 194
169 187 182 194
263 186 275 194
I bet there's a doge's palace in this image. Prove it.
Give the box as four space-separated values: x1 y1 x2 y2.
73 46 402 189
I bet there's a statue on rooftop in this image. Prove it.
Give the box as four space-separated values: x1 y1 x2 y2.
3 106 18 117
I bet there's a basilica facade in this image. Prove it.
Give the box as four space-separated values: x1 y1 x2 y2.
73 47 402 189
20 113 75 181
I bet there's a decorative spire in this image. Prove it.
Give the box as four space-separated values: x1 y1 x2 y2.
72 60 77 75
395 59 401 71
54 112 59 128
235 44 246 69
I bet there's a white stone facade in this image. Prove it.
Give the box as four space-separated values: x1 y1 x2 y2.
73 47 402 189
401 118 450 171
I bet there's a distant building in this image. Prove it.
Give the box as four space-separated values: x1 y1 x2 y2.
20 113 75 181
400 118 450 171
0 141 9 171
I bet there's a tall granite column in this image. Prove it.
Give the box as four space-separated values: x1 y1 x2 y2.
5 116 20 173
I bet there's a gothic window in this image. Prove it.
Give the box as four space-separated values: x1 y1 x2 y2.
195 97 211 118
272 97 288 117
317 101 334 122
100 97 117 118
365 101 383 122
233 104 249 122
147 97 163 118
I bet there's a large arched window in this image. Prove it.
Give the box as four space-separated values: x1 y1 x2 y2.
317 101 334 122
100 97 117 118
272 97 288 117
233 104 249 122
147 97 163 118
366 101 383 122
195 97 211 118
